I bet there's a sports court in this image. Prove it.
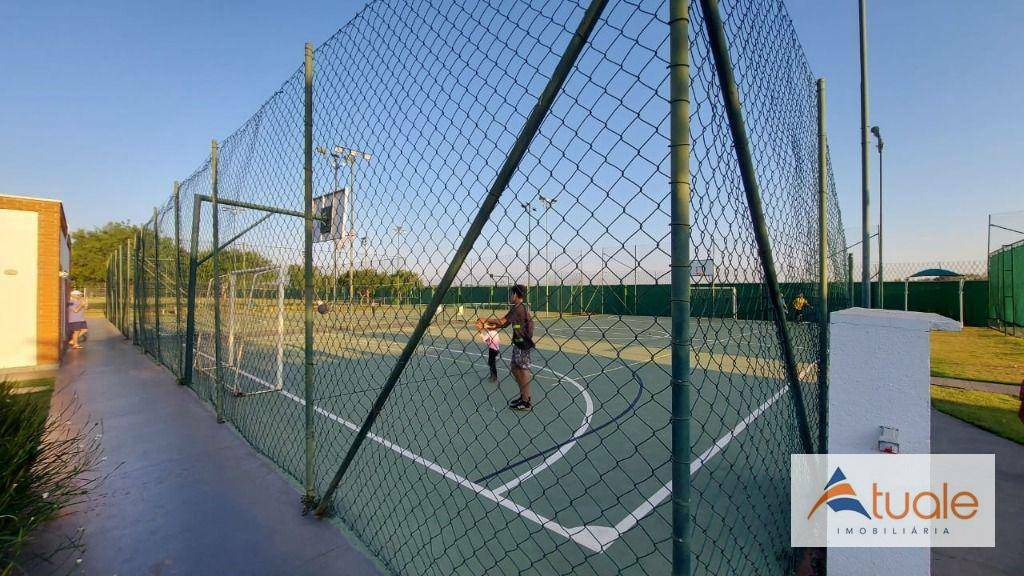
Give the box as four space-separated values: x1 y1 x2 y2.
182 294 822 574
104 0 846 573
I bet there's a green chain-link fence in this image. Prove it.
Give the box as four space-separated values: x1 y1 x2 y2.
842 259 988 326
104 0 850 573
989 211 1024 336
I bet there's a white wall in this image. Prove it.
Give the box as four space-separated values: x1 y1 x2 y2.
0 209 39 369
827 308 960 576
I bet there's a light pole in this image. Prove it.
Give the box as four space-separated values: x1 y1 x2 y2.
490 273 513 306
538 195 558 314
393 225 406 304
871 126 884 309
315 146 342 302
859 0 872 308
393 225 405 263
520 200 537 300
334 146 373 304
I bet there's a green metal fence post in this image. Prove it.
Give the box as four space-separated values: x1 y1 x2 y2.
154 206 162 364
313 0 613 516
119 242 126 334
174 181 183 378
816 78 829 454
302 41 317 508
132 235 140 345
140 227 148 352
847 252 854 306
211 139 225 423
183 198 202 386
699 0 815 454
669 0 692 572
133 233 140 345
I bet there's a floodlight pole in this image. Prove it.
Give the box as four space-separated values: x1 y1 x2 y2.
348 160 355 303
316 146 342 304
520 201 536 298
393 225 405 260
539 195 557 314
335 146 372 304
859 0 872 308
872 126 884 309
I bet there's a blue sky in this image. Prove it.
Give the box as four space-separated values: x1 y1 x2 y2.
1 0 1020 263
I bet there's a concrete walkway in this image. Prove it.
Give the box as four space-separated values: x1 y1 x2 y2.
26 319 382 576
932 409 1024 576
931 376 1020 396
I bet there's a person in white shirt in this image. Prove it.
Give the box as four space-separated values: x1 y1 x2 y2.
67 290 89 349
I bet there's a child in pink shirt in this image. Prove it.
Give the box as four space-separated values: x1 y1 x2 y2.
482 325 500 383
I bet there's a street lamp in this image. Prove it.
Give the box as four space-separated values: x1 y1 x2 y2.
333 146 373 304
871 126 884 309
538 195 558 314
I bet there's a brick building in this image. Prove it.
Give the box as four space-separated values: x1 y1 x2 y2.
0 194 71 376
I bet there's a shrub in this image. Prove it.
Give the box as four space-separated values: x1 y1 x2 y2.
0 381 103 574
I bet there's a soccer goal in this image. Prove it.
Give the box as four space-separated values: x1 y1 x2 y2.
195 264 286 397
691 285 738 319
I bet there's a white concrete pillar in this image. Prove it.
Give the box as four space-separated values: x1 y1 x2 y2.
826 308 961 576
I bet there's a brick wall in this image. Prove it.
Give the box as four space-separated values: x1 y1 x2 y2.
0 195 68 367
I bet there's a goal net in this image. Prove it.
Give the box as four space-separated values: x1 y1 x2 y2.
195 265 286 397
691 285 738 319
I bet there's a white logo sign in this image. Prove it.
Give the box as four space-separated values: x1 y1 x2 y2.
791 454 994 548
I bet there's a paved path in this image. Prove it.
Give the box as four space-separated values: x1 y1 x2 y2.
931 376 1019 396
932 409 1024 576
26 319 382 576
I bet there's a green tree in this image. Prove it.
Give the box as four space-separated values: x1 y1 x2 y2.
70 221 140 287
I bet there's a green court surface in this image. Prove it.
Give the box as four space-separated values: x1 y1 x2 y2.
187 308 822 575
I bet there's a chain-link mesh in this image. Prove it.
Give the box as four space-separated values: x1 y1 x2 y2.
102 0 849 573
989 210 1024 336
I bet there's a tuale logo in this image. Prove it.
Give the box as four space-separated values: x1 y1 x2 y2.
792 454 995 548
806 467 871 520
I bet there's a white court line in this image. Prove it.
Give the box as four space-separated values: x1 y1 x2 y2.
196 343 606 551
596 364 816 551
606 385 790 544
575 352 669 381
196 340 810 553
419 345 594 496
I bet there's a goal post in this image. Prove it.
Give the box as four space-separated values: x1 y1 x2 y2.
196 264 287 397
691 285 738 319
226 264 286 397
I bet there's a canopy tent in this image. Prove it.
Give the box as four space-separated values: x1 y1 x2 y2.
904 268 966 325
908 268 963 279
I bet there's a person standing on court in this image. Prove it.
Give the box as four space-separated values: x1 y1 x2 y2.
791 292 811 323
478 284 535 412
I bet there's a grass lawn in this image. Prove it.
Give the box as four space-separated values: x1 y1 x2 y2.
931 385 1023 444
931 327 1024 385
